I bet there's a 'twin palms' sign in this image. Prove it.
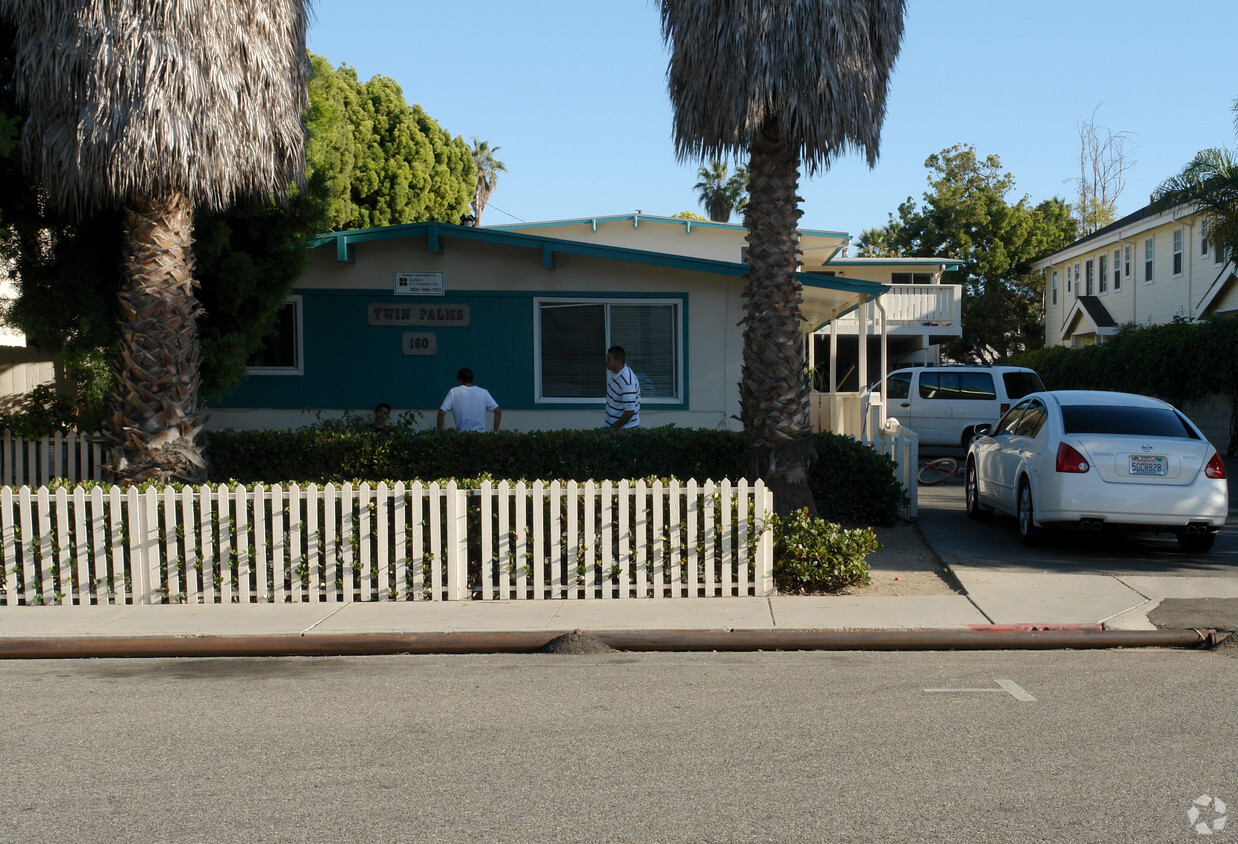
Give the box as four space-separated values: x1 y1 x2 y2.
367 303 470 326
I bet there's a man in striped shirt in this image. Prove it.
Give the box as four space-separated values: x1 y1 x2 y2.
604 345 640 429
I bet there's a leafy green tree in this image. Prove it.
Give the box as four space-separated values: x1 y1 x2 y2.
868 144 1077 362
308 59 475 230
469 137 506 225
661 0 906 515
1152 99 1238 262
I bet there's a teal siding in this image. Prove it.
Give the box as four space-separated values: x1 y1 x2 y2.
216 289 688 413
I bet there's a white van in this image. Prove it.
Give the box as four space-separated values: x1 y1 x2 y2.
870 365 1045 449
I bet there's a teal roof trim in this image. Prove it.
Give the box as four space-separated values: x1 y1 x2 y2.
487 213 849 240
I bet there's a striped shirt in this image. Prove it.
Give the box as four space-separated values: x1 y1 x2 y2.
605 365 641 428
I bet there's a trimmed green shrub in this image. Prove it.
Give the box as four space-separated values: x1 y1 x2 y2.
202 425 907 525
772 507 877 593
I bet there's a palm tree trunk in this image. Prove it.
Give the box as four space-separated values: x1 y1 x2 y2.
104 191 208 484
741 118 817 515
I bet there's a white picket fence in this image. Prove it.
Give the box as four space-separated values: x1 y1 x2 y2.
0 430 106 487
0 479 774 606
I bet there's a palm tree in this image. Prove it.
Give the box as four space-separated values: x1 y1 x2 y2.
661 0 906 514
693 160 749 222
1152 100 1238 264
470 137 507 225
6 0 309 484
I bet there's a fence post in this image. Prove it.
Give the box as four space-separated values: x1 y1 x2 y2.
446 482 467 600
755 480 774 596
126 487 153 604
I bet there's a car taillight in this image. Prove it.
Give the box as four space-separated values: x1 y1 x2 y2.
1056 442 1090 473
1205 453 1227 479
1000 403 1009 415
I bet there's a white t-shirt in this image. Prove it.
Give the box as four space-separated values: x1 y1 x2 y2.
440 385 499 432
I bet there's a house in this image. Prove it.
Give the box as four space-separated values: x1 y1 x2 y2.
206 219 889 432
1033 202 1238 347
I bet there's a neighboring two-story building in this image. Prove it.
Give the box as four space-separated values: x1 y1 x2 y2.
1033 203 1238 347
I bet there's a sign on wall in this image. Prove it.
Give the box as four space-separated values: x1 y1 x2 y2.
368 303 470 326
402 332 437 355
394 271 444 296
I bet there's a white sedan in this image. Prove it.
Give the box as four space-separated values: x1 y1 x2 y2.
965 390 1228 551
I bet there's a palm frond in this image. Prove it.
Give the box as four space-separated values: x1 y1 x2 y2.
660 0 906 173
8 0 310 215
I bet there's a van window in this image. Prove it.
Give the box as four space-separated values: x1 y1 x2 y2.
1002 371 1045 399
886 372 911 400
919 371 996 401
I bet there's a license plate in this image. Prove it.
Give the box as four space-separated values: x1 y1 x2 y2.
1129 455 1166 476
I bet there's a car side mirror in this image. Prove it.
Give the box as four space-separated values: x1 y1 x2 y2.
973 423 992 438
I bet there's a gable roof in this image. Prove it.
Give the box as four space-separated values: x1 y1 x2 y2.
310 221 886 331
1058 295 1118 342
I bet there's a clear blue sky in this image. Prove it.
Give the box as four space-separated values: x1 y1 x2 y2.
307 0 1238 241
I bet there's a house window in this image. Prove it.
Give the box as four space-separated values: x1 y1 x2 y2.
1201 220 1210 257
1113 248 1121 291
1144 238 1154 282
1098 254 1108 293
1051 271 1058 306
890 272 932 284
1172 228 1183 276
535 298 681 402
1085 259 1094 295
1073 263 1080 293
1124 244 1131 278
246 296 303 374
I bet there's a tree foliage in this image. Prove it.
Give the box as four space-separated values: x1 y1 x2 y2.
307 56 475 230
692 159 748 222
865 144 1078 362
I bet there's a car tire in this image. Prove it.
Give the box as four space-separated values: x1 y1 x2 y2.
1017 479 1042 545
1177 530 1217 553
965 460 991 521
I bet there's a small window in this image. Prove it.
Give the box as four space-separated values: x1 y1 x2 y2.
1144 238 1154 283
1072 263 1079 293
1201 219 1210 257
1002 371 1045 399
1124 244 1131 278
891 272 911 285
1051 271 1058 306
1085 259 1094 295
246 296 303 375
996 399 1030 435
1099 254 1108 293
1172 228 1183 276
914 273 931 284
1113 248 1121 291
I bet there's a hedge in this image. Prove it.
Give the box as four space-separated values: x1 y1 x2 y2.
202 426 907 526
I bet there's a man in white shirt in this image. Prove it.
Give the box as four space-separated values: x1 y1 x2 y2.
437 368 501 432
604 345 640 429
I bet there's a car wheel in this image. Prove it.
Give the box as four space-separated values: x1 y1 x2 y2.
1177 530 1217 553
1017 479 1041 545
965 461 991 521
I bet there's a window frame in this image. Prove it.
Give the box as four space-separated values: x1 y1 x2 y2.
1099 253 1108 294
1112 248 1121 291
1172 228 1184 277
1085 259 1094 296
245 294 303 376
1051 270 1058 306
1144 237 1154 283
1123 244 1132 279
533 296 684 405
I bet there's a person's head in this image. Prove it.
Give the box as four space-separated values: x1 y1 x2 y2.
373 402 391 426
457 368 475 386
605 345 626 374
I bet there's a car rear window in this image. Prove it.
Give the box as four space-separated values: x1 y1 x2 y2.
1002 371 1045 399
1060 405 1200 439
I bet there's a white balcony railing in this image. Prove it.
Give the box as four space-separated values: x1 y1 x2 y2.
827 284 962 334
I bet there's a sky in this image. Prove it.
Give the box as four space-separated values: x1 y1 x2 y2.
307 0 1238 242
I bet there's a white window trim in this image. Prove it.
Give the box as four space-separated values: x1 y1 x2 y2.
1144 238 1155 284
1051 271 1058 306
246 294 303 376
533 296 684 405
1123 244 1132 279
1099 254 1108 294
1172 227 1184 278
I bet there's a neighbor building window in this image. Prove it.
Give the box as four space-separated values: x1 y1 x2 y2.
1144 238 1154 282
1073 262 1080 293
1173 228 1183 275
1051 271 1058 306
1124 244 1132 278
246 295 303 374
1085 259 1094 295
1201 219 1210 257
535 298 682 402
1099 254 1108 293
1113 248 1121 291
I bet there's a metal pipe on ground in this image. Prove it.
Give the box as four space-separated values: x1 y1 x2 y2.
0 627 1226 659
